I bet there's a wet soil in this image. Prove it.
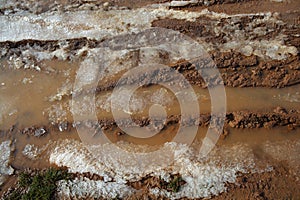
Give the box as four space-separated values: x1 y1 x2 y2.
212 161 300 200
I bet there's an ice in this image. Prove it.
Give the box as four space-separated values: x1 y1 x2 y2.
169 0 198 7
129 94 146 113
96 93 113 113
49 139 272 199
0 140 14 186
1 6 296 61
57 177 134 199
0 8 202 42
44 102 69 124
22 144 43 160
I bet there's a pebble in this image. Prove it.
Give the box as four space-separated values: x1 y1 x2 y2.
103 2 109 7
34 128 47 137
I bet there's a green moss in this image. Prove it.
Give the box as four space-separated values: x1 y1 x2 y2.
4 168 70 200
167 176 184 193
3 189 23 200
18 172 32 187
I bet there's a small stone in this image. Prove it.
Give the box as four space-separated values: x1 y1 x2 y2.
34 128 47 137
115 131 125 136
228 121 236 128
263 121 276 129
58 122 68 132
170 1 193 7
103 2 109 7
273 107 287 114
287 124 295 131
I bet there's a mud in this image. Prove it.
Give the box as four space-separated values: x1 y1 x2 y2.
214 164 300 200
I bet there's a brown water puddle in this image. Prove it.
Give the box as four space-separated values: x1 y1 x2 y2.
1 59 300 128
0 59 78 129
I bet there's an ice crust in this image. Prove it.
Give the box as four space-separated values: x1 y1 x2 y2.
1 7 298 60
0 140 14 186
49 139 267 199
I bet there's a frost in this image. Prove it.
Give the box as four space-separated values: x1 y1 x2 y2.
7 55 41 71
1 6 297 61
50 138 299 199
48 139 274 199
57 177 134 199
22 144 43 160
45 103 68 124
0 8 203 42
0 140 14 186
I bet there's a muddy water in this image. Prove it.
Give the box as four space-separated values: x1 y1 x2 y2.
1 59 300 130
0 60 78 129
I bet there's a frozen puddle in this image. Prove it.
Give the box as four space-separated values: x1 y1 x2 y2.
42 139 299 199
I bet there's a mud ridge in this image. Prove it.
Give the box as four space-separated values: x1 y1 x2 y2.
1 108 299 138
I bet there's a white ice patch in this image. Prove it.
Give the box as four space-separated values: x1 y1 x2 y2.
57 177 134 199
22 144 45 160
0 8 202 42
150 143 257 199
2 6 297 61
0 140 14 186
44 103 69 124
49 139 275 199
